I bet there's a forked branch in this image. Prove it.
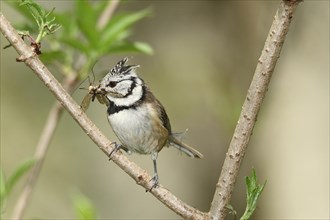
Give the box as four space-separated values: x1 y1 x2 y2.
209 0 302 219
0 0 302 219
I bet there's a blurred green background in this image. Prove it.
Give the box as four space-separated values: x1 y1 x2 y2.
1 1 329 219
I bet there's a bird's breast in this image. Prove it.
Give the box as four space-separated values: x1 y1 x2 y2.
107 103 169 154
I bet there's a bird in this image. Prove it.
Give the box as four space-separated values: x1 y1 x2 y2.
97 57 203 190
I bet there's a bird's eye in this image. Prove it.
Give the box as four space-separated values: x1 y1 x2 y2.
108 81 117 88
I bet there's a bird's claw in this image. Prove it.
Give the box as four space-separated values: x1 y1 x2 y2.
146 174 159 192
108 142 122 161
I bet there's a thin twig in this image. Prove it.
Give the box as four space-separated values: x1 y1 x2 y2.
8 1 120 219
97 0 120 29
0 12 207 220
10 75 77 220
10 102 63 220
208 0 302 219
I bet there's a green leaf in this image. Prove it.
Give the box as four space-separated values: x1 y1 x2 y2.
39 50 66 63
107 41 153 55
128 41 153 55
73 193 98 220
100 8 152 50
54 12 77 38
5 159 35 197
94 1 109 16
226 204 237 219
18 0 61 43
76 1 99 47
20 0 45 28
5 0 35 23
61 38 90 54
240 169 266 220
97 30 132 55
0 170 6 209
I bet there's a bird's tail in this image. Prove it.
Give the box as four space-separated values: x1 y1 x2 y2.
168 134 203 159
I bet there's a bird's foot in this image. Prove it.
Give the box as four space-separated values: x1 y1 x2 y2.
108 142 122 161
146 173 159 192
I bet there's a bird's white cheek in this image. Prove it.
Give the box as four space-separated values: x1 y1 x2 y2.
107 85 143 106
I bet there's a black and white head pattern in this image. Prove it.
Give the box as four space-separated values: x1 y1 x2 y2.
99 57 144 109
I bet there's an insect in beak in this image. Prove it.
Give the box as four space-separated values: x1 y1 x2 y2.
80 84 109 112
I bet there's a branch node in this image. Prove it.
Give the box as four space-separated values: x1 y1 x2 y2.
16 51 36 62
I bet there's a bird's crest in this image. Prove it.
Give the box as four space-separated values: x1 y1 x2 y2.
110 57 139 76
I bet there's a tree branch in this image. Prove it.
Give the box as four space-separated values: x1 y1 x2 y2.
8 1 121 218
209 0 302 219
10 74 77 220
0 12 207 220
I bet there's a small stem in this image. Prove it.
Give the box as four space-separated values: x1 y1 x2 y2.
97 0 120 29
35 27 43 44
